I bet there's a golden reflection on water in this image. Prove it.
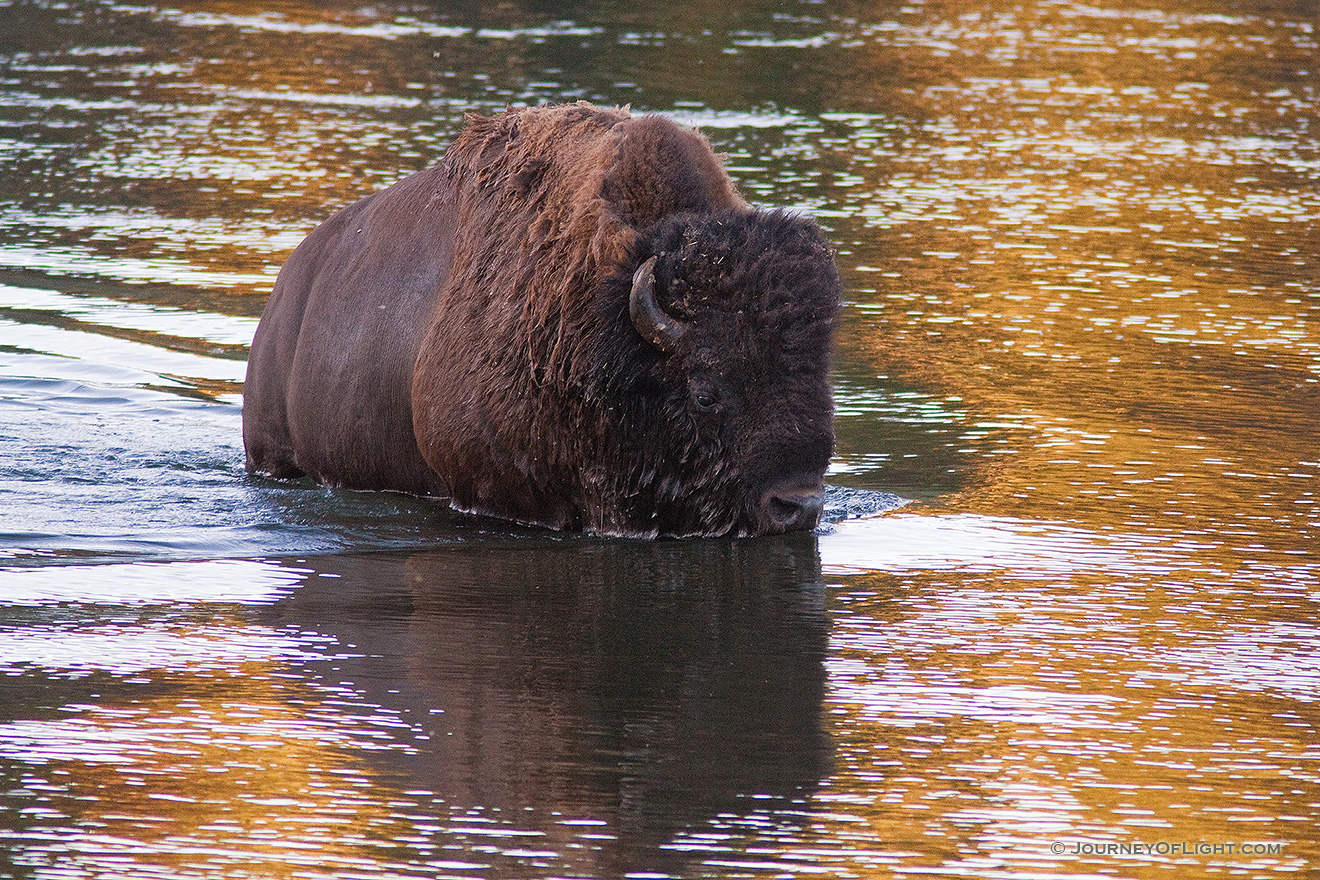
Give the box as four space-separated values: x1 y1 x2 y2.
807 1 1319 875
811 566 1320 876
10 697 404 876
0 607 413 877
825 0 1319 553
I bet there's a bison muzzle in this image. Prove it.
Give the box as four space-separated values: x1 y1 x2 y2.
243 102 841 538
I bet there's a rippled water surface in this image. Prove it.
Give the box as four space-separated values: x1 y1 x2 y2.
2 0 1318 877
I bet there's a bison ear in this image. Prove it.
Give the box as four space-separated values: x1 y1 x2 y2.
630 255 686 352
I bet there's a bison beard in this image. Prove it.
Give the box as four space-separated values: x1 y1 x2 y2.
243 102 841 538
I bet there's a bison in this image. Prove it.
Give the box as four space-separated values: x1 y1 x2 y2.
243 102 840 538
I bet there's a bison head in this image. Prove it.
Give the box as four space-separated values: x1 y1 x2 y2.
586 209 840 538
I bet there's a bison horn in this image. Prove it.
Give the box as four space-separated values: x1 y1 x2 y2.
630 255 686 352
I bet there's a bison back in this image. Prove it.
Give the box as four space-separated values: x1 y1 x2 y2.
243 166 457 496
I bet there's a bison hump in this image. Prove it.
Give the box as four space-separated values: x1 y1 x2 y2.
448 102 744 237
601 114 746 227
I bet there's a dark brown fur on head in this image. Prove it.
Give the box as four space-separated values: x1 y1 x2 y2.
582 209 840 536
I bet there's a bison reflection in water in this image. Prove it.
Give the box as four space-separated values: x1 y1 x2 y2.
243 102 841 537
262 535 832 876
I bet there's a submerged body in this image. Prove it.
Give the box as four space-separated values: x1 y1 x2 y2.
243 102 841 537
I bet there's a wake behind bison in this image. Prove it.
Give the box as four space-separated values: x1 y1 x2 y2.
243 102 841 538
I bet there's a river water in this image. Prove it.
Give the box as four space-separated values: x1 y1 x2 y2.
1 0 1317 877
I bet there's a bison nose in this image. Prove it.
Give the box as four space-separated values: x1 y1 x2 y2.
759 482 825 533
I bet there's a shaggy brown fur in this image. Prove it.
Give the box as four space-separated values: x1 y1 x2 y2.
244 102 840 537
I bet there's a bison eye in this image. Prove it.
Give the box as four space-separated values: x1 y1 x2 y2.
693 390 720 413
